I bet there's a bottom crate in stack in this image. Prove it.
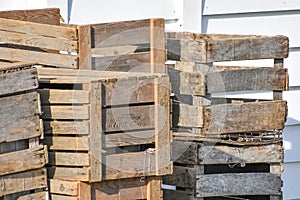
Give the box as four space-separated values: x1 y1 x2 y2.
163 136 284 200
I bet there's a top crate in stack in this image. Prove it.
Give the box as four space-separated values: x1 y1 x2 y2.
37 67 172 182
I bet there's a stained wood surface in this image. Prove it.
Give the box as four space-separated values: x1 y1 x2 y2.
0 67 38 97
0 145 47 176
0 92 42 143
0 168 47 196
0 8 60 25
166 32 289 62
203 100 287 134
44 121 89 135
196 173 282 197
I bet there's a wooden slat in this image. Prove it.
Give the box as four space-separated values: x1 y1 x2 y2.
92 45 138 56
50 179 80 196
196 173 282 197
206 67 288 93
93 52 151 72
105 130 155 148
0 92 42 143
48 152 89 166
78 25 92 69
17 191 48 200
147 176 163 200
163 166 196 189
38 89 89 105
0 67 38 97
43 121 90 135
89 82 102 182
50 195 78 200
171 141 198 165
103 78 155 106
43 136 89 151
0 8 60 25
150 18 166 73
0 145 47 176
0 30 77 52
105 105 155 132
0 168 47 196
0 47 77 68
92 177 148 200
203 100 287 134
47 167 89 181
0 17 77 40
41 105 89 120
172 104 203 128
91 19 153 48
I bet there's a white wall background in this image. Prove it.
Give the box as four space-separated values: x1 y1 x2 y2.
0 0 299 199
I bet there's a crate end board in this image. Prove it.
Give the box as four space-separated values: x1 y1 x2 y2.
166 32 289 62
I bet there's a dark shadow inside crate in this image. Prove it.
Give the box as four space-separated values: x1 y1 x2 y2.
204 163 270 174
204 195 273 200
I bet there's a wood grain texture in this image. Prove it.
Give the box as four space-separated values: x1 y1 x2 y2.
0 92 42 143
78 25 92 69
43 136 89 151
0 47 77 68
43 121 89 135
47 167 89 182
48 152 89 166
41 105 89 120
17 191 48 200
196 173 282 197
93 52 151 72
38 89 89 105
0 168 47 196
172 103 203 128
171 141 198 165
206 67 288 93
0 8 60 25
0 67 38 97
105 105 155 132
147 176 163 200
0 145 47 176
203 100 287 134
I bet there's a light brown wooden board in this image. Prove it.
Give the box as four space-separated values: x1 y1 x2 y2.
203 100 287 134
172 103 203 128
43 136 89 151
50 179 91 199
196 173 282 197
78 25 92 69
47 166 89 182
172 141 283 165
166 32 289 62
0 168 47 196
0 8 60 25
0 145 47 176
17 191 48 200
41 105 89 120
48 152 89 166
0 92 42 143
0 67 38 97
43 121 89 135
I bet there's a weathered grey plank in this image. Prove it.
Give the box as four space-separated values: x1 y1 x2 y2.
38 89 89 105
163 166 196 188
41 105 89 120
196 173 282 197
172 104 203 128
203 100 287 134
171 141 199 165
0 92 42 143
0 67 38 96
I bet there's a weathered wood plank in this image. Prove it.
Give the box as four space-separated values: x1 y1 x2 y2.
206 67 288 93
172 103 203 128
0 145 47 176
17 191 48 200
0 17 77 40
0 168 47 196
150 18 166 73
0 30 77 52
92 177 148 200
93 52 151 72
47 167 89 181
43 136 89 151
105 105 155 132
273 58 284 100
49 195 78 200
147 176 163 200
78 25 92 69
105 130 155 148
92 45 138 56
203 100 287 134
50 179 80 196
196 173 282 197
0 67 38 97
0 8 60 25
89 82 102 182
43 121 89 135
0 92 42 143
41 105 89 120
38 89 89 105
48 152 89 166
171 141 198 165
91 19 153 48
163 166 196 189
0 47 77 68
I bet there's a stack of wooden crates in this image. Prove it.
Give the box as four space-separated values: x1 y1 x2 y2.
0 8 171 200
164 32 289 199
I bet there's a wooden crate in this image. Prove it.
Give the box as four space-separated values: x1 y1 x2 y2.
89 18 166 73
92 176 162 200
163 140 283 200
0 65 48 199
37 67 172 182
